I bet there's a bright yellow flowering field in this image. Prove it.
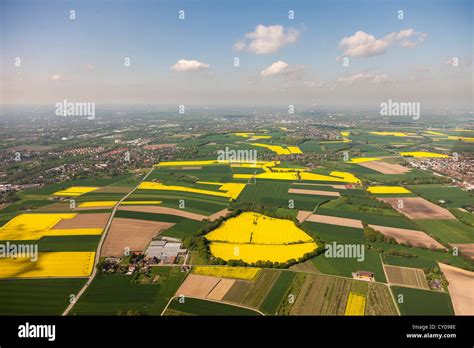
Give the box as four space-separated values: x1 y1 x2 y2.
0 213 103 240
138 182 245 200
369 131 413 137
209 242 317 263
367 186 412 194
206 212 313 244
205 212 317 263
53 186 99 196
0 252 95 278
349 157 381 163
399 151 449 158
233 170 360 184
344 292 366 316
193 266 260 280
250 143 303 155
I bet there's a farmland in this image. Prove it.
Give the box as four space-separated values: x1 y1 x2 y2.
165 297 261 316
391 286 455 315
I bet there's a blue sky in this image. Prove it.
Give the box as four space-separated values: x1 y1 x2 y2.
1 0 472 109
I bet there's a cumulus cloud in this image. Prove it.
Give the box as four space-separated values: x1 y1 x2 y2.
337 73 390 84
234 25 299 54
260 61 305 79
170 59 210 72
49 74 63 81
338 29 426 58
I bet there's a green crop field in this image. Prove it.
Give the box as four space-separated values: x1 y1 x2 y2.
166 297 261 316
415 219 474 244
0 279 86 315
260 271 296 315
408 184 473 208
71 267 186 315
303 221 365 244
312 250 387 282
391 286 454 315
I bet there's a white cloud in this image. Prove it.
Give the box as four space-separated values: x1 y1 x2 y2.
170 59 209 72
234 25 299 54
338 29 426 58
338 73 390 84
49 74 63 81
260 61 305 79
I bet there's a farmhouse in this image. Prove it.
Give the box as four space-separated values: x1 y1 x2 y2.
352 270 374 282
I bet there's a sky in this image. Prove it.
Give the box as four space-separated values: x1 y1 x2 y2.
1 0 473 111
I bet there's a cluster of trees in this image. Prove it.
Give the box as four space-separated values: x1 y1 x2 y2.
363 225 396 244
0 191 19 204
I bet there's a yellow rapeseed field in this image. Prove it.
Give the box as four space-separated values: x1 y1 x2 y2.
399 151 449 158
53 186 99 196
206 212 313 244
369 131 413 137
205 212 317 263
0 251 95 278
233 170 360 184
121 201 162 205
447 136 474 143
234 132 271 139
138 182 245 200
340 131 350 137
0 213 103 240
320 139 352 143
193 266 260 280
78 201 117 208
367 186 412 194
344 292 366 316
349 157 381 163
209 242 317 263
250 143 303 155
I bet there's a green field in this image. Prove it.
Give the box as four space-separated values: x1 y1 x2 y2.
0 279 86 315
391 286 454 315
408 184 473 208
415 219 474 244
303 221 365 244
312 250 387 283
259 271 296 315
166 297 260 316
71 267 186 315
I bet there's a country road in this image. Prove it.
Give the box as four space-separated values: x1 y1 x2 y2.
62 167 154 316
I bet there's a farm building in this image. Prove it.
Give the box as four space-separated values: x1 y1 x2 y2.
145 240 187 264
352 270 374 282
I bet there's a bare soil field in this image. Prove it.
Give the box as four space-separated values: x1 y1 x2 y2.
297 211 363 228
52 213 109 229
207 209 231 221
118 205 206 221
288 188 340 197
175 274 220 298
101 218 174 256
379 197 455 220
384 265 429 289
438 263 474 315
289 260 319 273
369 224 446 250
206 278 236 300
451 244 474 259
358 161 410 174
293 183 346 189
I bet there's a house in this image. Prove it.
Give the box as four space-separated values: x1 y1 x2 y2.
352 270 374 282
